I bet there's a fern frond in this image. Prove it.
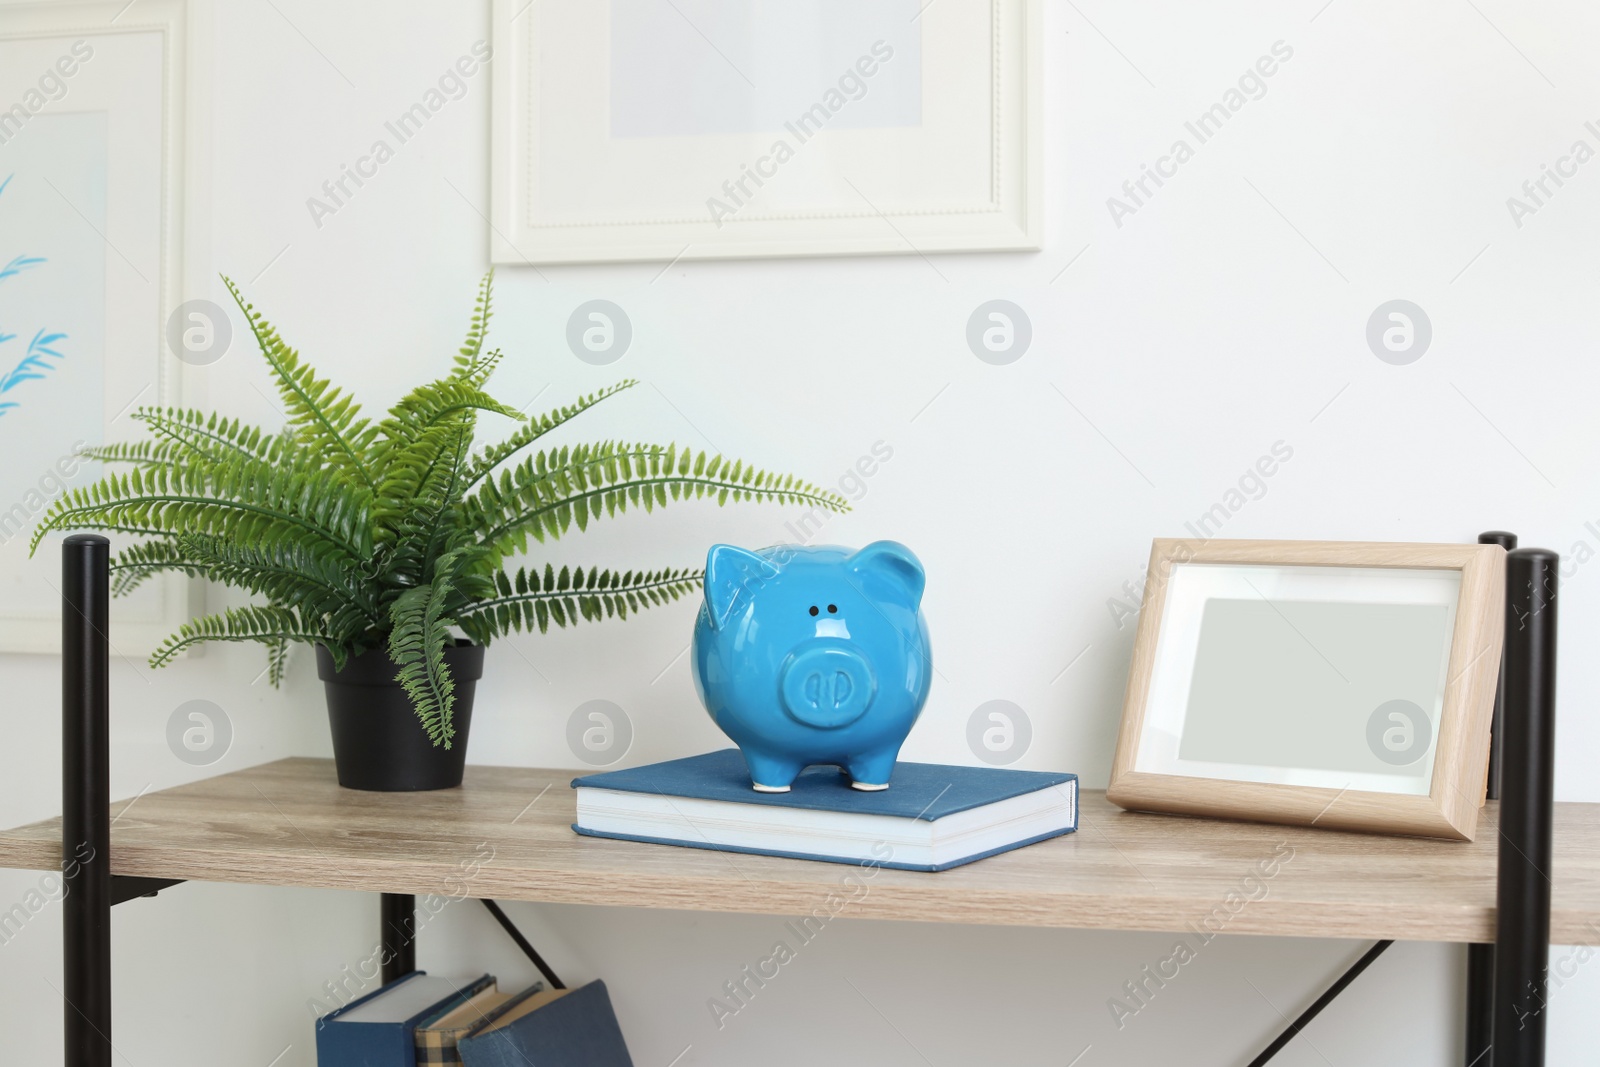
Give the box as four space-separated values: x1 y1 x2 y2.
387 549 466 748
150 605 332 669
372 421 479 586
31 462 373 562
457 565 701 642
379 379 521 441
367 284 522 564
466 442 850 555
79 439 171 466
452 270 498 385
462 380 639 488
267 636 290 687
221 276 378 492
134 408 289 467
367 378 520 480
85 411 295 477
177 533 383 640
109 537 207 596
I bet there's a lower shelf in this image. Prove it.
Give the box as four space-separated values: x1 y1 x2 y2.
3 756 1598 942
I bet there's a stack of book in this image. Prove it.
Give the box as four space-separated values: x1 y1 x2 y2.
314 971 632 1066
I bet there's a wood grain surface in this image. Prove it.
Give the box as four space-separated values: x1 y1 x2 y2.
3 758 1598 944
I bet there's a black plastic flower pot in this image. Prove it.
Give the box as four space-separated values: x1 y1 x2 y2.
315 641 484 791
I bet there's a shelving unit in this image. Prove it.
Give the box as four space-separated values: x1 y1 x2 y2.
9 534 1583 1066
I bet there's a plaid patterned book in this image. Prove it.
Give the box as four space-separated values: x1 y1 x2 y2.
415 979 518 1066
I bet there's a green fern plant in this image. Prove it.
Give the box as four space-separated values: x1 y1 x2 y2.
31 273 848 748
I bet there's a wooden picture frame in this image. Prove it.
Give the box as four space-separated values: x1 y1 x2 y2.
488 0 1043 264
1108 539 1507 841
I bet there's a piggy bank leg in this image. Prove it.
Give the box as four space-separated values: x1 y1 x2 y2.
846 748 900 792
741 749 804 793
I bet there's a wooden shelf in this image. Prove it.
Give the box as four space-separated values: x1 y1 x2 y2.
4 757 1598 943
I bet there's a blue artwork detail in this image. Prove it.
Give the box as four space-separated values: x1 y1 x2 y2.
0 173 66 420
0 255 46 284
691 541 934 793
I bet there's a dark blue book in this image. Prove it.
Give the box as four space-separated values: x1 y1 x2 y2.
457 981 632 1067
315 972 484 1067
572 749 1078 872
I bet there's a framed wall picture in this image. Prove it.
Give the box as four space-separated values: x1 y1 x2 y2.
0 0 199 654
489 0 1043 263
1108 539 1507 841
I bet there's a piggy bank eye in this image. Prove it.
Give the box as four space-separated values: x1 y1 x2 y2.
808 606 819 616
827 604 837 614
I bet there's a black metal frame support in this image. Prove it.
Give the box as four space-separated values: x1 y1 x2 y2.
1246 940 1393 1067
1492 548 1558 1066
481 899 565 989
109 877 185 906
381 893 417 983
63 534 112 1067
376 896 567 988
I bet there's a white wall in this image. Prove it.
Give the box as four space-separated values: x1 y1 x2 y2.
3 1 1599 1063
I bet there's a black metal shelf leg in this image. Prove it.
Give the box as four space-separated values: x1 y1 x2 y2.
62 534 112 1067
381 893 416 983
1493 548 1558 1066
1466 941 1495 1066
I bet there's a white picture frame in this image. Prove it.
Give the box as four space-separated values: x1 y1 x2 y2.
0 0 200 654
489 0 1043 264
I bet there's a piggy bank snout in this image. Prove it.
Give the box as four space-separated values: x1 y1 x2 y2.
779 642 876 729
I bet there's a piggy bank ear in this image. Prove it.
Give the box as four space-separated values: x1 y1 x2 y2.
846 541 925 608
704 544 779 630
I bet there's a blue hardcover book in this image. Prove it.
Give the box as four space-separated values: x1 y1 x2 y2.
457 980 632 1067
572 749 1078 872
315 972 486 1067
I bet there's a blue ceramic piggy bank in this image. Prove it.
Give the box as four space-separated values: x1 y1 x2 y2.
691 541 932 793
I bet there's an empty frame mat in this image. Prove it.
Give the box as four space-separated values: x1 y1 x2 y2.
1142 563 1458 795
